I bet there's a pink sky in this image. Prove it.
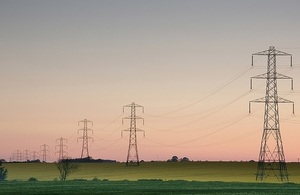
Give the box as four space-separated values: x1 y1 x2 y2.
1 1 300 162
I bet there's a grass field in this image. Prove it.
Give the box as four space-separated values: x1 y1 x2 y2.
3 161 300 183
2 162 300 194
1 180 300 194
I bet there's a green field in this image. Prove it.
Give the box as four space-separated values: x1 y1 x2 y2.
3 162 300 183
1 180 300 194
1 162 300 194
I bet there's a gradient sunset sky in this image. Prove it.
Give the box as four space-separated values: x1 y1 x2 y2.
1 0 300 162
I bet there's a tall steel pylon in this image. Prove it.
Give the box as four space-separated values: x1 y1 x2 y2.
78 119 93 158
122 102 145 166
13 150 23 162
23 150 31 161
56 137 68 161
249 46 294 182
32 151 39 161
40 144 50 162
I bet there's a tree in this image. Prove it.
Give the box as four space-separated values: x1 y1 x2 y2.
180 157 190 162
56 159 80 181
170 156 179 162
0 162 8 181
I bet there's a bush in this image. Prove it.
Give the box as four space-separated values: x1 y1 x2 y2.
28 177 38 182
137 179 163 182
72 179 87 181
92 177 99 181
0 162 8 181
56 159 80 181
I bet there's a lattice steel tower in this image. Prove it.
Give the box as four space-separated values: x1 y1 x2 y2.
56 137 68 161
249 46 294 181
78 119 93 158
40 144 50 162
122 102 145 166
32 151 39 161
23 150 31 161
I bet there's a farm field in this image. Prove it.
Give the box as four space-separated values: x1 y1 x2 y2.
3 161 300 183
2 162 300 194
1 180 300 195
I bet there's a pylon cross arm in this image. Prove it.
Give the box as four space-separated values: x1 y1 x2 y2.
249 96 294 114
251 73 292 80
252 47 292 67
122 116 144 124
250 73 293 90
250 97 293 104
277 97 294 104
136 128 146 137
253 49 291 56
121 128 130 137
121 128 145 137
123 103 144 112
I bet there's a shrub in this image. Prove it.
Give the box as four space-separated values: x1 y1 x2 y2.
28 177 38 182
0 162 8 181
92 177 99 181
56 159 80 181
72 178 87 181
137 179 163 182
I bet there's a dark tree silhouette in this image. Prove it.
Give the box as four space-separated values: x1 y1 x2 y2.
0 162 7 181
171 156 179 162
56 159 80 181
180 157 190 162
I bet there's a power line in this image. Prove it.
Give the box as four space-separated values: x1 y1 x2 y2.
143 128 260 149
95 113 124 132
146 65 253 117
92 138 122 151
193 129 260 148
146 90 251 131
145 112 250 147
93 124 124 141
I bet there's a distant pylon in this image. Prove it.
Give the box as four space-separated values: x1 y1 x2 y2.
122 102 145 166
14 150 23 162
56 137 68 161
40 144 50 162
78 119 93 158
23 150 31 161
249 46 294 182
32 151 39 161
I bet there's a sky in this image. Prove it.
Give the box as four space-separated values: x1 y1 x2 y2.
1 0 300 162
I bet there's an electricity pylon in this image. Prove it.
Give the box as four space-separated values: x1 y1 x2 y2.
122 102 145 166
78 119 93 158
56 137 68 161
249 46 294 182
32 151 39 161
40 144 50 162
14 150 23 162
23 150 31 161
